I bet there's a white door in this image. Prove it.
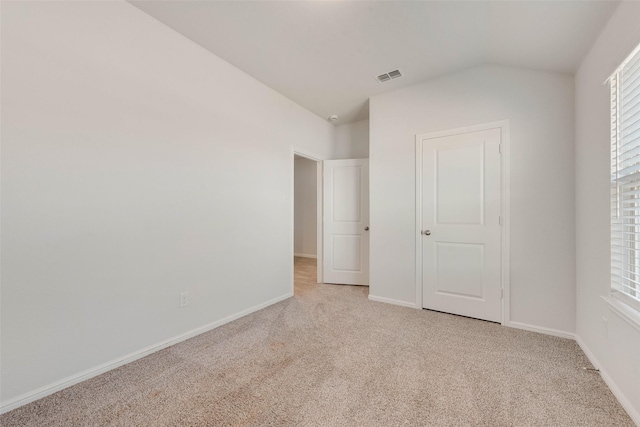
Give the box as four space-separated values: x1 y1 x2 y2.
323 159 369 285
420 128 502 322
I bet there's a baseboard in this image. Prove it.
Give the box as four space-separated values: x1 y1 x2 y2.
0 292 294 415
575 335 640 426
368 294 418 309
495 321 639 423
294 253 317 259
505 321 575 340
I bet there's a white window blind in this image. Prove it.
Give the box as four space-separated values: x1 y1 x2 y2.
611 42 640 312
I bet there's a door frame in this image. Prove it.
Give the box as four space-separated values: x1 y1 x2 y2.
414 120 510 325
291 147 324 285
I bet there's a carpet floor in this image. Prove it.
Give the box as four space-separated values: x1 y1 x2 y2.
1 257 633 426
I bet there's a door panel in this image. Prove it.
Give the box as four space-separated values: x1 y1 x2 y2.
421 128 501 322
324 159 369 285
435 242 484 299
436 144 484 224
332 167 362 222
332 235 362 271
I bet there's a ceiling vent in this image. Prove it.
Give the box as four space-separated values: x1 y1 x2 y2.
376 69 402 83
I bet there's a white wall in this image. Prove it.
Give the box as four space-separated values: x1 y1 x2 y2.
575 1 640 422
334 119 370 159
294 157 317 257
369 65 576 334
0 1 335 408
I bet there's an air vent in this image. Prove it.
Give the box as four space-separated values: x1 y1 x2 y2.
388 69 402 79
376 69 402 83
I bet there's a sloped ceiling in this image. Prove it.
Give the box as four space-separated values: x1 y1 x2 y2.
130 1 618 125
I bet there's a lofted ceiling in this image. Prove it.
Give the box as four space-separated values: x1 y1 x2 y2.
130 0 619 125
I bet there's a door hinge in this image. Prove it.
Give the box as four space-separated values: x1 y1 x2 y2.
501 289 504 299
499 216 503 226
498 144 502 154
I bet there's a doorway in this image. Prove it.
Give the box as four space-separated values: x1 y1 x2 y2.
293 151 323 285
294 155 319 258
292 152 371 290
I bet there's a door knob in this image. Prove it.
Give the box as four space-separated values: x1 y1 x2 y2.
422 230 431 236
364 226 370 231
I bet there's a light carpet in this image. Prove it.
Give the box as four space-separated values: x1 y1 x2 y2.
1 257 633 426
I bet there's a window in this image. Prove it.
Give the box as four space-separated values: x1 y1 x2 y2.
610 41 640 312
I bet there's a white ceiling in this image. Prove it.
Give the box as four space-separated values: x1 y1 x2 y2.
130 0 618 125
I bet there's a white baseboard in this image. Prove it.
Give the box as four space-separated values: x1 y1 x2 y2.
368 294 418 309
575 335 640 426
505 321 575 340
294 253 317 259
0 292 293 415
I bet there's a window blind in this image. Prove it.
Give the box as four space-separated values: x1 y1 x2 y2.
611 42 640 312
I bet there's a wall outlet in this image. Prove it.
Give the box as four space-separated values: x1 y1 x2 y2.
179 291 189 308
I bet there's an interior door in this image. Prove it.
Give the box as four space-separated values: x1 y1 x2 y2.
420 128 502 322
323 159 369 285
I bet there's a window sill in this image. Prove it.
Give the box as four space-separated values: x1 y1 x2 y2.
601 295 640 333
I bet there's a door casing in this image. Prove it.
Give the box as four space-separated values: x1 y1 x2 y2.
415 120 510 325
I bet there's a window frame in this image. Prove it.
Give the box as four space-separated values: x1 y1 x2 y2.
609 41 640 314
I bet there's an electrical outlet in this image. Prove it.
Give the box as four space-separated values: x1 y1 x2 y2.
180 291 189 308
